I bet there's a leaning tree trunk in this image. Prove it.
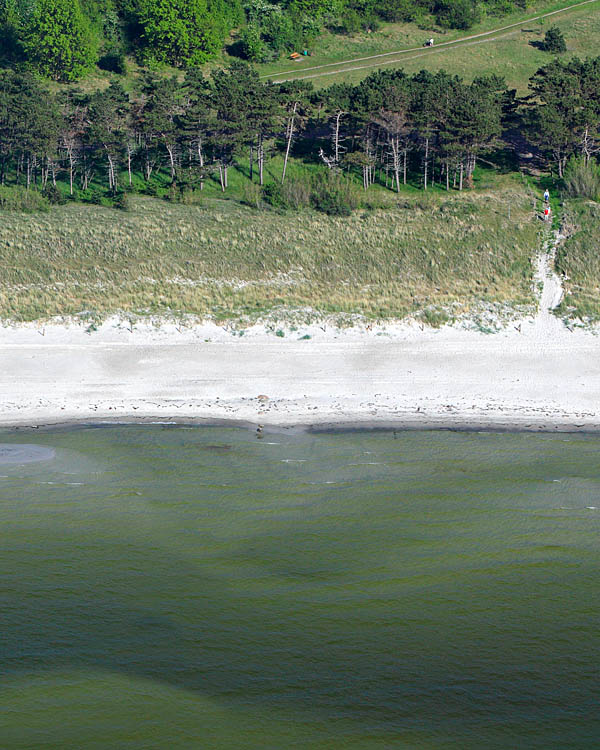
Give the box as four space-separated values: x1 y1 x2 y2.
166 143 176 180
197 135 204 190
127 144 133 186
390 136 401 194
258 133 264 186
333 111 344 165
282 102 297 184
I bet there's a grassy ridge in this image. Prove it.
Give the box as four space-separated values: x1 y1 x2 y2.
0 178 539 324
556 200 600 322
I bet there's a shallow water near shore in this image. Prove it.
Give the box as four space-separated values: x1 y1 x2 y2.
1 425 599 749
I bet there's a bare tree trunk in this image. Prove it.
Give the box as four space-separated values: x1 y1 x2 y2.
334 112 343 165
249 142 253 181
219 163 225 192
582 126 591 165
197 136 204 190
106 149 116 192
258 134 264 186
459 160 464 191
282 102 297 185
127 145 133 186
423 137 429 191
446 161 449 191
166 144 176 179
391 137 400 194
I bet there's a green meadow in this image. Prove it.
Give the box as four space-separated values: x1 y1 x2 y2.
258 0 600 92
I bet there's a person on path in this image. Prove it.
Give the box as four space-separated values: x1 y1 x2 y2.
543 189 550 203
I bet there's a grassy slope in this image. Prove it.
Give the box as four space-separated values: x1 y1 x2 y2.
60 0 600 97
0 177 539 323
555 200 600 322
258 0 600 92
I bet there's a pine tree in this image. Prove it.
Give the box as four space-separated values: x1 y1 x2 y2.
542 26 567 54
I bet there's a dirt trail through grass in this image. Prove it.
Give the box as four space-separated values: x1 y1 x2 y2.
533 229 565 335
266 0 600 83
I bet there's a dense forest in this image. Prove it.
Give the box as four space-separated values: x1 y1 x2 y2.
0 54 599 213
0 0 531 78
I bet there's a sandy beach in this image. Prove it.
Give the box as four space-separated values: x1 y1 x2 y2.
1 239 599 432
1 309 599 432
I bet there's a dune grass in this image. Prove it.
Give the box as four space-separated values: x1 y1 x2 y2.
555 199 600 322
0 174 540 324
259 0 600 92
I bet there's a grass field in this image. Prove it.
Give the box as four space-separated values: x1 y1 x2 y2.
49 0 600 98
555 199 600 323
0 176 540 325
257 0 600 91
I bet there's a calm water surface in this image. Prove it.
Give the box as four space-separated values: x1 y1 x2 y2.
1 426 599 749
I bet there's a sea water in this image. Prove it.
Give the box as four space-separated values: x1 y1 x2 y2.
1 426 598 749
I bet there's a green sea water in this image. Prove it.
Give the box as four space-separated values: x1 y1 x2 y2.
1 425 599 749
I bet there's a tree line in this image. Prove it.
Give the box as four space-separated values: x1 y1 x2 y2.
0 56 598 207
0 0 533 80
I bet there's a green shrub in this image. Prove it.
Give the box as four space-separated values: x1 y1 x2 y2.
242 181 263 209
282 177 311 210
419 307 450 327
113 191 130 211
98 51 127 74
180 189 203 205
310 171 361 216
563 156 600 200
542 26 567 53
435 0 481 29
263 182 289 209
238 24 271 62
42 184 66 205
0 186 49 212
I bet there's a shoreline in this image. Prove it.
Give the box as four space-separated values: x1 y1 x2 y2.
5 414 600 434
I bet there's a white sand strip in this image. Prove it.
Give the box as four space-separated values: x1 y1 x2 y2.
0 313 599 431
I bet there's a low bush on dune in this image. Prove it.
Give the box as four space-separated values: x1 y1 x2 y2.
563 156 600 200
0 186 49 212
